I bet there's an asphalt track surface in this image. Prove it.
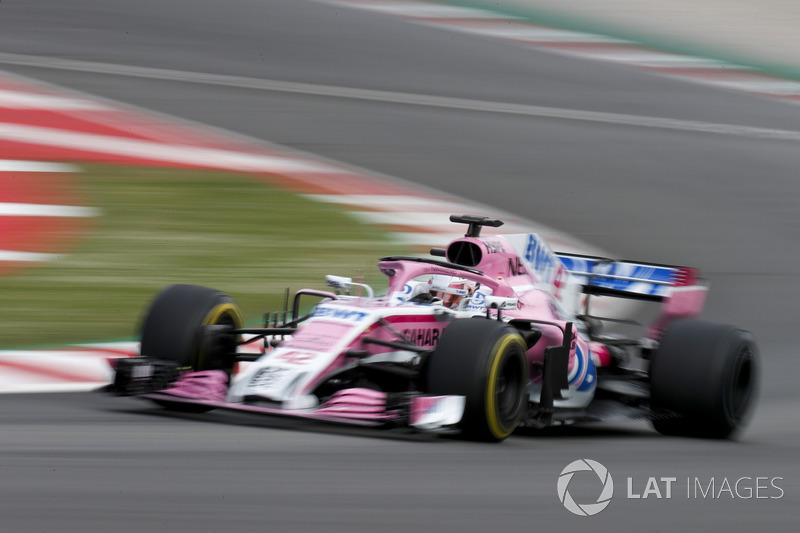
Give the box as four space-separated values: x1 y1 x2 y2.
1 1 799 531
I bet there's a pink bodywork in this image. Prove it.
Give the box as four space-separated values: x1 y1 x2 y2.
647 286 708 339
380 237 578 368
161 370 228 401
316 388 397 419
149 232 706 423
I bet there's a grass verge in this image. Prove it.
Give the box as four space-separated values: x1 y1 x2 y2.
0 165 401 348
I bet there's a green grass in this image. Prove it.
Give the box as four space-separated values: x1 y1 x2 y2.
0 165 401 348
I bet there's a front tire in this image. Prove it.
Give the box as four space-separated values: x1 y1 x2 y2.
425 318 529 442
650 319 758 439
139 284 243 413
140 284 243 373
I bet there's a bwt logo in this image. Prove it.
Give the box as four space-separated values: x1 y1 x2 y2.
312 307 369 322
557 459 614 516
524 234 556 276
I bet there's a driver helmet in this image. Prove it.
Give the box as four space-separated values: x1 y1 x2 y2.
428 275 477 309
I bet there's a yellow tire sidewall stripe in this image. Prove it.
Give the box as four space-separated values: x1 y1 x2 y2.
484 333 525 439
196 302 243 369
203 303 243 329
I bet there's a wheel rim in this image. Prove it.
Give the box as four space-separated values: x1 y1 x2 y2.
197 304 242 371
727 346 755 422
495 351 525 427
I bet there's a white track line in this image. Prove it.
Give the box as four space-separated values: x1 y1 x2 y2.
0 123 337 173
0 203 98 217
0 160 78 172
467 26 631 44
0 88 108 110
0 383 108 393
0 250 62 262
1 53 800 140
703 79 800 95
349 3 513 19
583 52 737 68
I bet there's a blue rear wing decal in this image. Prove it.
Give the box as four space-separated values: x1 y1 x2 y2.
556 253 699 301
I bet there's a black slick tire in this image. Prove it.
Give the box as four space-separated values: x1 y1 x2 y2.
650 319 758 439
425 318 529 442
140 284 243 372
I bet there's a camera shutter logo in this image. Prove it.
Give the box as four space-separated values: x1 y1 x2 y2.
557 459 614 516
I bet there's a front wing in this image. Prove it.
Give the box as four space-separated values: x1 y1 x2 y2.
114 357 465 432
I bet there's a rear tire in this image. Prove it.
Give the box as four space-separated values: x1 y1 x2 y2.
650 319 758 439
425 318 529 442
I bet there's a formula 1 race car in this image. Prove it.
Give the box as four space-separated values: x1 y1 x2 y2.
113 215 758 441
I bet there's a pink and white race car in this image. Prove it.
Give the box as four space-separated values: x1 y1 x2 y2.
113 215 758 441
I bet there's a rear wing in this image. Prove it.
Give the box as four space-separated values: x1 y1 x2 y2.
556 253 701 302
557 253 707 337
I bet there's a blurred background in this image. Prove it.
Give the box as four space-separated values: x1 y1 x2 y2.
0 1 798 531
474 0 800 74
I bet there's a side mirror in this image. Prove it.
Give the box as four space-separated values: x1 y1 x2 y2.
325 275 374 298
485 296 518 310
326 275 352 291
